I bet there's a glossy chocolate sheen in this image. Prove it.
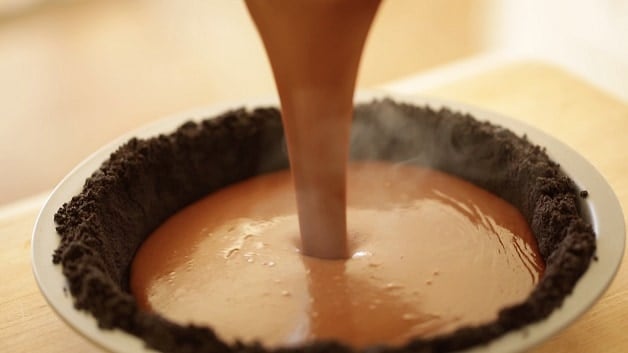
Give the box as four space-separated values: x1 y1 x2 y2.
131 163 544 348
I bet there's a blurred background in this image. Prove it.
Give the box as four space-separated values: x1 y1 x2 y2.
1 0 627 206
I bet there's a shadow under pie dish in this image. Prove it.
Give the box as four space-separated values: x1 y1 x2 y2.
32 95 624 353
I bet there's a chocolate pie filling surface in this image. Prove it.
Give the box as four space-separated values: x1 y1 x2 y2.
53 99 596 353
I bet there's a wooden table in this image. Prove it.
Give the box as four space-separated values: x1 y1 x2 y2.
2 61 627 352
0 0 481 205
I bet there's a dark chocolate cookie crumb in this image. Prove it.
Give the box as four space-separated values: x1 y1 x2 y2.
53 99 596 353
580 190 589 198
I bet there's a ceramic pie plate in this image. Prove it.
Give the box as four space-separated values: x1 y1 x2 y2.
32 92 624 353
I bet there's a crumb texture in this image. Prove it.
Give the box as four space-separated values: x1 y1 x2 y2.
53 99 595 353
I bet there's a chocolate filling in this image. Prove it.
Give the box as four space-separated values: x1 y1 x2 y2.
53 99 596 353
